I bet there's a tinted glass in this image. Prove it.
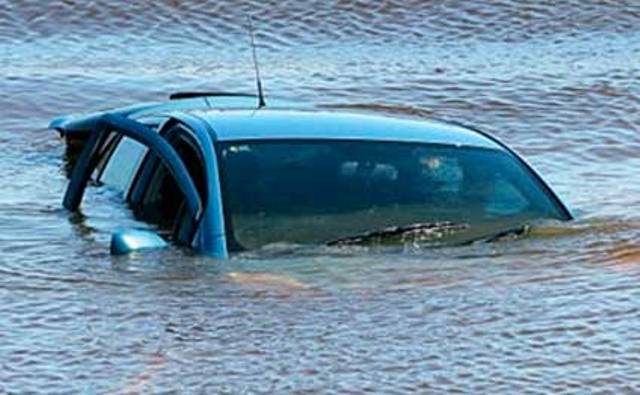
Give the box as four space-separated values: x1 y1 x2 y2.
218 140 564 250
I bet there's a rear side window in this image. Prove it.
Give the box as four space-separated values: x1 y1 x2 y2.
99 137 147 192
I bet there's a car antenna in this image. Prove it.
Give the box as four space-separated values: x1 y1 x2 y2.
247 15 266 108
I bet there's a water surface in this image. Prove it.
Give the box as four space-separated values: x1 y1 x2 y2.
1 1 640 392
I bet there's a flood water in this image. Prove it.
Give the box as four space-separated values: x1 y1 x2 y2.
2 0 640 392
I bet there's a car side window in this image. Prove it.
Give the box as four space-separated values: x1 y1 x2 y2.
99 137 148 193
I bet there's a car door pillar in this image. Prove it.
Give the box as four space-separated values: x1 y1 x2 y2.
173 114 229 259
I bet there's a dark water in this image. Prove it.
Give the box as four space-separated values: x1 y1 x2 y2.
2 1 640 392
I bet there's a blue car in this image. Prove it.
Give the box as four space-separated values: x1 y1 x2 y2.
50 93 572 257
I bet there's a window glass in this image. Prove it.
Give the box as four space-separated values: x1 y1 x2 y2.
100 137 147 192
218 140 564 250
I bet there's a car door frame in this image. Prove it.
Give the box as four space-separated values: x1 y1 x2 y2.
125 115 228 258
62 113 213 253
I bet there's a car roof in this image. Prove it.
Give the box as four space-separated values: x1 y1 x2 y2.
49 94 503 151
189 109 503 150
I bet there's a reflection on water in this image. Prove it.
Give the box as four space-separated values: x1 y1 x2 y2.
1 0 640 392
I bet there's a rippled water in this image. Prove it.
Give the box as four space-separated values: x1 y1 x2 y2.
2 1 640 392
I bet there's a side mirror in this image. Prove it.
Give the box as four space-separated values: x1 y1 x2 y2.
110 229 168 255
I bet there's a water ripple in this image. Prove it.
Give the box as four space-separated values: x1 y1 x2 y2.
2 0 640 392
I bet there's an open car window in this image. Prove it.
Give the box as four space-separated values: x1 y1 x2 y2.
218 140 567 250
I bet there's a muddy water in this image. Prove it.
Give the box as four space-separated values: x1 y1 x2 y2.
2 1 640 392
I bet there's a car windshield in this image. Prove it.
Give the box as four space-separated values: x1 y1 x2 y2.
217 140 565 250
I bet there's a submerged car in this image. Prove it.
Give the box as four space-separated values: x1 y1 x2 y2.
50 93 572 257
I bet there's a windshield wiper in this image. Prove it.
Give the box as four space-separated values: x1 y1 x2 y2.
326 221 469 247
481 224 530 243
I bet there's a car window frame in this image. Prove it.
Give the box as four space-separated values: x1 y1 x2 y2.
128 122 208 244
